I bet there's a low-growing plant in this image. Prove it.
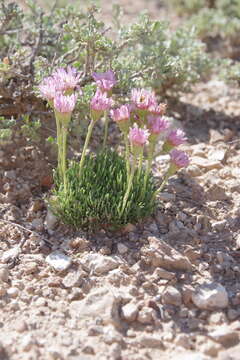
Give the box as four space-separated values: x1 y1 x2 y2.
39 66 190 230
0 115 15 144
167 0 240 59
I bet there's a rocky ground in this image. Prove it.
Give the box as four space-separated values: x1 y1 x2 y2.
1 1 240 360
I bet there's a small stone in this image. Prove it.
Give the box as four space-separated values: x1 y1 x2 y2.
137 307 156 325
117 243 128 255
2 246 20 263
144 236 193 271
7 287 19 298
200 339 222 357
24 262 38 275
16 320 28 333
21 333 37 351
162 286 182 306
208 149 226 162
186 164 202 177
35 297 46 306
46 251 72 272
192 156 222 170
192 282 229 310
69 237 90 251
182 285 194 306
121 302 138 322
68 288 84 302
212 220 227 232
158 192 176 202
0 266 9 282
236 234 240 250
138 335 163 348
206 184 229 201
103 326 122 344
153 267 175 280
45 209 58 231
62 270 83 288
69 287 120 327
209 326 239 347
47 348 62 360
209 311 226 325
81 253 119 275
82 345 95 354
227 309 239 321
0 283 7 297
175 334 192 349
88 326 103 336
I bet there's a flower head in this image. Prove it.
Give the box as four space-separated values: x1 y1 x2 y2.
149 102 167 115
90 89 114 121
147 115 169 135
39 76 60 102
170 149 190 168
52 66 81 93
54 93 77 114
92 70 116 92
129 124 149 147
110 105 130 123
167 129 187 146
91 89 114 111
131 88 156 111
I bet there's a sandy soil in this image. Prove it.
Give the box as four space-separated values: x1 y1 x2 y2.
1 1 240 360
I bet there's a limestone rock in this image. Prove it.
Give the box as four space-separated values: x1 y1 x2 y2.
69 287 121 328
143 236 193 271
2 246 20 263
192 282 229 310
121 302 138 322
0 266 9 282
162 286 182 306
81 253 119 275
46 251 72 272
62 269 83 288
137 306 156 325
209 326 239 347
192 156 222 170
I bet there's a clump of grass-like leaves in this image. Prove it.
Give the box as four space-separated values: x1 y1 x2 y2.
51 150 156 230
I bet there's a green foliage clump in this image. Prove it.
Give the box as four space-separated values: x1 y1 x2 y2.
167 0 240 59
116 15 211 95
0 115 16 143
51 150 156 230
0 0 213 122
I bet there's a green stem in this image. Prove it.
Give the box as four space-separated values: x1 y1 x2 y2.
153 173 169 197
103 110 109 149
123 132 130 180
62 127 68 193
143 142 155 195
120 157 137 217
137 151 143 180
55 114 63 178
79 119 95 178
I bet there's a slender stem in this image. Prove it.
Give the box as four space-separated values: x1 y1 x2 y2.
79 119 95 178
120 156 137 217
143 142 155 195
55 115 63 178
62 127 68 193
137 151 143 180
103 110 109 149
123 131 130 180
153 174 169 198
